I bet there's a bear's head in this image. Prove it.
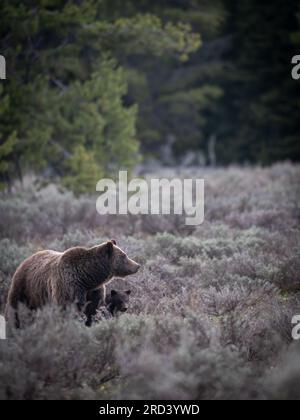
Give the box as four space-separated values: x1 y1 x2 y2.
105 240 140 278
106 289 131 316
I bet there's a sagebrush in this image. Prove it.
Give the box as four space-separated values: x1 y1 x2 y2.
0 164 300 400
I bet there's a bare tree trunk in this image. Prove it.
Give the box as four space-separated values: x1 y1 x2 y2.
15 158 23 187
208 134 217 167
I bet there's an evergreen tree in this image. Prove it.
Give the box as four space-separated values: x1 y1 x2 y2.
0 0 200 192
107 0 226 161
219 0 300 163
1 0 299 182
0 86 17 189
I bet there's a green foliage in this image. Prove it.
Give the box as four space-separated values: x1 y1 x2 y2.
87 14 201 60
217 0 300 164
0 86 18 188
115 0 226 159
1 0 300 189
62 145 101 196
27 60 139 191
0 0 200 192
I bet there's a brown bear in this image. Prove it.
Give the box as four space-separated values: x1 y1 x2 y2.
5 240 140 328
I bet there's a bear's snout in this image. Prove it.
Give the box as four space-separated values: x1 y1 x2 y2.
131 261 141 274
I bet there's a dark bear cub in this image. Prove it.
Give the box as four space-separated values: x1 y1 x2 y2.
85 289 131 326
106 289 131 316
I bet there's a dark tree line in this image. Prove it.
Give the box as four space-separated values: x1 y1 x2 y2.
0 0 299 192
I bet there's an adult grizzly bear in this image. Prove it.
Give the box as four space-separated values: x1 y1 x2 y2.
5 240 140 328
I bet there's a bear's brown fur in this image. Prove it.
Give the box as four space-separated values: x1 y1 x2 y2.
5 240 140 327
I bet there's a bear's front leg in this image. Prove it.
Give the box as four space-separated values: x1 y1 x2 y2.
85 287 106 327
75 288 87 313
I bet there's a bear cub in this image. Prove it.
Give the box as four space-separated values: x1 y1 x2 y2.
85 289 131 326
107 289 131 316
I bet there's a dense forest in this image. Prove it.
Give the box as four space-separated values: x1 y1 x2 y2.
0 0 300 193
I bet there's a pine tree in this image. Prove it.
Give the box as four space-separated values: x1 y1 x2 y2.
109 0 226 161
218 0 300 163
0 85 18 189
0 0 201 192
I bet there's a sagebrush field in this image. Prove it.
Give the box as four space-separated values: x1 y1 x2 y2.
0 163 300 400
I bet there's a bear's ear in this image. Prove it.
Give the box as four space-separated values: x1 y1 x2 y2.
125 290 131 295
111 239 116 245
106 241 114 257
111 290 118 297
